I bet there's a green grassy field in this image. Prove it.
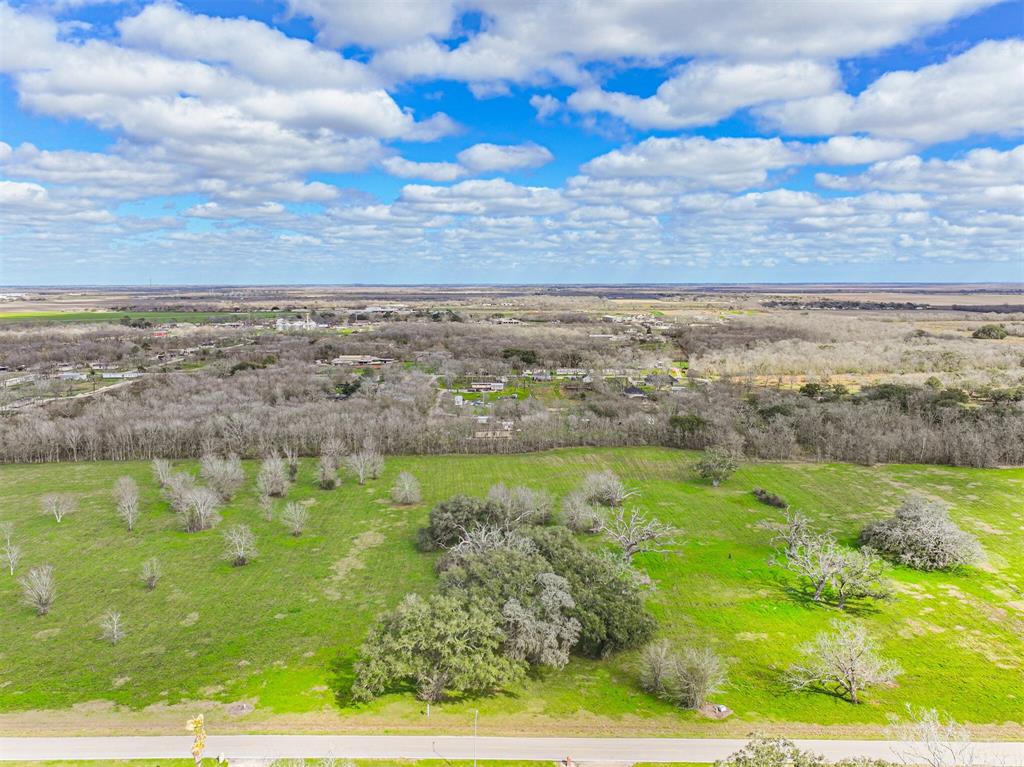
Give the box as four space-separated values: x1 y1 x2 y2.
0 448 1021 735
0 310 281 324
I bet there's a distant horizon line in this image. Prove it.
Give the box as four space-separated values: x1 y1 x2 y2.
4 281 1023 290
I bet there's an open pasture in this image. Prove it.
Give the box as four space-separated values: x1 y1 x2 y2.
0 449 1021 735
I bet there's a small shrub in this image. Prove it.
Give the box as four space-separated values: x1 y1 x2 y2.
281 502 310 536
580 470 634 507
200 454 245 501
222 524 258 566
178 487 221 532
151 458 173 487
640 641 726 709
390 471 422 505
20 564 55 615
257 455 290 497
141 557 162 590
317 454 339 490
752 487 787 508
972 323 1007 340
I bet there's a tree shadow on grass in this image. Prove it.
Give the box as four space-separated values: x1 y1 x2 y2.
329 650 359 707
765 568 888 617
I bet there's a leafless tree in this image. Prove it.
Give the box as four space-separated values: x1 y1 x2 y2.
561 490 601 533
257 455 290 497
1 522 20 575
281 502 310 536
787 620 901 703
772 510 811 558
446 525 535 559
832 548 891 610
282 444 300 481
223 524 258 566
114 476 141 531
601 507 679 562
2 542 21 576
861 495 983 571
163 471 197 514
775 530 846 601
390 471 421 505
487 483 553 525
141 557 162 590
639 640 674 697
100 609 125 644
581 470 636 507
346 448 384 485
258 492 275 521
178 487 221 532
151 458 173 487
317 453 339 490
667 646 727 710
200 453 245 501
887 705 976 767
20 564 56 615
41 493 76 523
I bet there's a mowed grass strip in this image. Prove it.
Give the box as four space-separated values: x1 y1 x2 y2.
0 448 1021 729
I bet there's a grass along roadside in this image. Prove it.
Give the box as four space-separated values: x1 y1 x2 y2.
0 448 1021 736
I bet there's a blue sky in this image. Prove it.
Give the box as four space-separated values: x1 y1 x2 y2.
1 0 1022 285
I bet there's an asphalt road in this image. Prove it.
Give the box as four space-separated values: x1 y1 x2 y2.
1 735 1022 763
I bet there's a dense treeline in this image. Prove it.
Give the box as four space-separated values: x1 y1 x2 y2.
1 360 1020 466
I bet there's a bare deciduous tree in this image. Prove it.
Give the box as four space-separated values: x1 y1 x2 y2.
163 471 197 514
787 620 901 704
832 548 891 610
41 493 76 522
1 522 20 575
114 476 140 531
20 564 56 615
887 705 976 767
775 530 846 602
601 507 679 562
281 502 310 536
178 487 221 533
772 510 811 558
2 542 21 576
346 448 384 485
222 524 258 566
487 483 553 525
561 490 601 533
317 453 339 490
390 471 421 505
200 453 245 501
257 455 290 497
100 609 125 644
151 458 173 487
282 444 300 481
140 557 162 590
258 492 275 521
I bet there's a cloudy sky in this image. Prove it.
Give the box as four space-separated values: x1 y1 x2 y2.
1 0 1022 285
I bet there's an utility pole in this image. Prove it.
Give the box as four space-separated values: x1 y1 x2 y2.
473 708 479 767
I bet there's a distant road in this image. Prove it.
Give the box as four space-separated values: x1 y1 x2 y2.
1 735 1023 763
